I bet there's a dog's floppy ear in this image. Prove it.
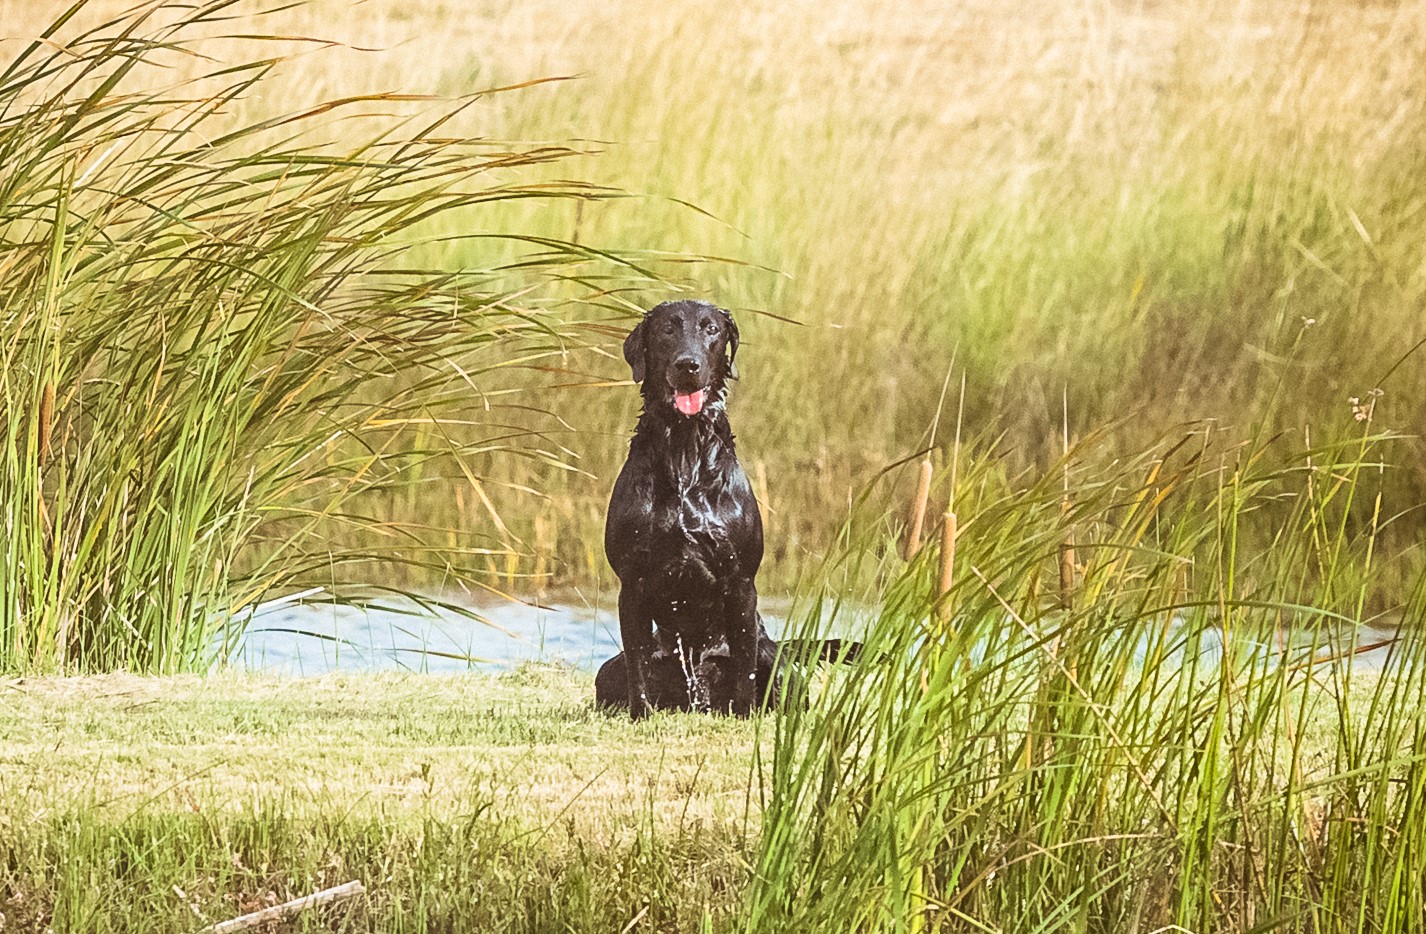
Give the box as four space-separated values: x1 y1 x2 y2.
623 316 648 383
720 307 740 380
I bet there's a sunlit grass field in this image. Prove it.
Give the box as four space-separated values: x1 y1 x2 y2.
8 0 1420 590
257 0 1426 586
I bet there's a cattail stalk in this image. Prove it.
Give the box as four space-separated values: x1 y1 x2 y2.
1058 388 1074 611
37 381 54 468
903 458 933 560
1057 496 1077 685
754 459 772 541
1058 528 1075 611
936 510 957 623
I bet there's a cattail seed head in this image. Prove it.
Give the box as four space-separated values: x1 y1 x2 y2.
903 458 934 560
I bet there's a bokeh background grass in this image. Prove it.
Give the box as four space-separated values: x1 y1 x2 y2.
395 0 1426 587
7 0 1422 592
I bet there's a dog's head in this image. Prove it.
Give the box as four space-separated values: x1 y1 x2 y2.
623 300 739 417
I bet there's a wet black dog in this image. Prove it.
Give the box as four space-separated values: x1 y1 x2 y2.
597 299 771 718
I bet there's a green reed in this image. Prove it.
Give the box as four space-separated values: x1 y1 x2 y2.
0 0 633 672
747 423 1425 932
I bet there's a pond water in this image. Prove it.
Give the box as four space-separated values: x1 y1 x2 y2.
232 590 820 676
233 592 627 675
229 590 1407 676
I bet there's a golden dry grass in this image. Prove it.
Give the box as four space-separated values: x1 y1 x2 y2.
5 0 1423 584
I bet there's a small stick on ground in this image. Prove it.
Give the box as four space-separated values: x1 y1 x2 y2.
201 880 366 933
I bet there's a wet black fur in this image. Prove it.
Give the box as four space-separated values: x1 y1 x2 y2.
597 299 771 717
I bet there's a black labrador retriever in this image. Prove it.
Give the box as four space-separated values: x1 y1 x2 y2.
597 299 774 718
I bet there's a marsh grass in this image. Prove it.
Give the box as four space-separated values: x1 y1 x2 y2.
0 0 648 672
397 0 1426 588
6 1 1421 594
748 424 1426 931
2 423 1418 932
3 4 1424 926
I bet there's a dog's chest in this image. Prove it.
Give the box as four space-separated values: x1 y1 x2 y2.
605 415 761 588
608 466 751 584
643 480 739 568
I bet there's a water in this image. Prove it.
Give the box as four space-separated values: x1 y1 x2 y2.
233 591 627 675
231 591 818 675
229 590 1408 677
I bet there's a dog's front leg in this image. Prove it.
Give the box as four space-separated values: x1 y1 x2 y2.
725 579 759 717
619 583 656 720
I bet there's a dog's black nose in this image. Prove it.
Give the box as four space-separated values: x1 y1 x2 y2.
673 356 699 375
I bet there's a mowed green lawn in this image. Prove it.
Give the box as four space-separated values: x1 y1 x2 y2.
0 668 758 932
0 656 1407 932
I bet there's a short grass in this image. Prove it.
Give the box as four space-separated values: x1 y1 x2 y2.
0 656 1408 932
0 666 758 932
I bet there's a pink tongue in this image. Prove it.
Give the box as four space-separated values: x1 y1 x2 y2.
674 389 706 416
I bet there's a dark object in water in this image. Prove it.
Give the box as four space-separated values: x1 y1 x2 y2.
603 298 861 717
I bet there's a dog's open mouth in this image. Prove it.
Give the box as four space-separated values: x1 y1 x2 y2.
674 389 707 416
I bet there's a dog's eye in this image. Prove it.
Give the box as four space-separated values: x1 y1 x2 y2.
702 321 718 335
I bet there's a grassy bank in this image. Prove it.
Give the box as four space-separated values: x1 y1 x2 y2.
0 645 1416 931
0 667 755 931
2 7 1422 927
2 421 1420 930
7 411 1421 931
